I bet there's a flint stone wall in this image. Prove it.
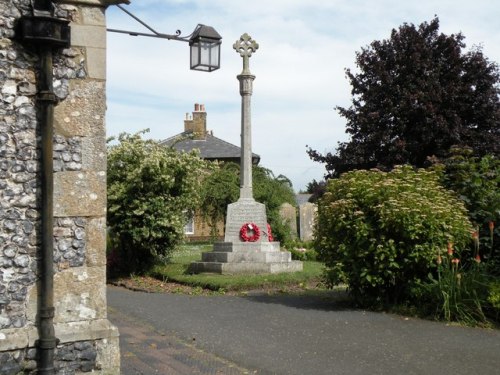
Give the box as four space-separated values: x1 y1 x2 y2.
0 0 123 373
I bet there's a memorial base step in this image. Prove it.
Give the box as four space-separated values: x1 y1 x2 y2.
190 241 303 275
189 260 303 275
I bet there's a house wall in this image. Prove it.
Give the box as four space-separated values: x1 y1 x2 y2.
0 0 123 373
185 211 224 241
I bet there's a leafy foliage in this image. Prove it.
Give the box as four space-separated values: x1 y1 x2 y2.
488 280 500 321
308 17 500 178
199 162 240 238
304 179 327 203
199 163 297 242
288 248 318 262
315 166 473 305
434 147 500 271
253 166 297 243
417 254 491 325
107 131 210 272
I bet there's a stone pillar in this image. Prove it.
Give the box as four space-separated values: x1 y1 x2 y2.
0 0 125 373
234 33 258 200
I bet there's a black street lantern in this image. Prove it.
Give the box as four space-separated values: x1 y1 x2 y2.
189 25 222 72
107 5 222 72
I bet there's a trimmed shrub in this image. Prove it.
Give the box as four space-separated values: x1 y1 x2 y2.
315 166 473 306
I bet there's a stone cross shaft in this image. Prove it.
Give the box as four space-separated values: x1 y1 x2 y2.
233 33 259 200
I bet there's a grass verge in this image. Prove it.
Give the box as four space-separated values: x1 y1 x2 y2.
148 243 326 293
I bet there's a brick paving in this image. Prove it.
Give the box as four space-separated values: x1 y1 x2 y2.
108 307 252 375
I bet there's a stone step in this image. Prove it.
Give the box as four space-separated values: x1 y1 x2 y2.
201 250 291 263
213 241 281 253
189 261 303 275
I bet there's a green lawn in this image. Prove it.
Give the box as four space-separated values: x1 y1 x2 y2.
149 243 326 293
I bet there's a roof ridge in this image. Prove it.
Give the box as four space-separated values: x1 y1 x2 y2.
159 132 189 145
207 133 260 157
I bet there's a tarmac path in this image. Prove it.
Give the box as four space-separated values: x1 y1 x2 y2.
107 285 500 375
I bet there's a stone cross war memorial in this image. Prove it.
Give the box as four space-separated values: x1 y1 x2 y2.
190 34 303 275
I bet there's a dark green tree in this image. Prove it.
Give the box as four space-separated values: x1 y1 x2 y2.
199 162 240 238
304 179 327 203
308 17 500 178
253 166 296 243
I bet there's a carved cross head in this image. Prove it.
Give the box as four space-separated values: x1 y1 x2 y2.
233 33 259 73
233 33 259 58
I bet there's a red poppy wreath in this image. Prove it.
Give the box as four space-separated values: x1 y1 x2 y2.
240 222 260 242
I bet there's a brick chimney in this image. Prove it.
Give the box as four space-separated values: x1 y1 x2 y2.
184 103 207 140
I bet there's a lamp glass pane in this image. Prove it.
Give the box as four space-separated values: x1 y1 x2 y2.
211 43 220 67
190 42 199 68
199 41 211 66
190 39 221 71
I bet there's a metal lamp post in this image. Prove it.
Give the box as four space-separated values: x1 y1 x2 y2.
108 4 222 72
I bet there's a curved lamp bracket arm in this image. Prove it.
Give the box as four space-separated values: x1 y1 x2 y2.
107 4 192 42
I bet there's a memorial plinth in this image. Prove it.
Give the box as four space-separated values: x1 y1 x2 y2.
190 34 302 275
190 199 302 274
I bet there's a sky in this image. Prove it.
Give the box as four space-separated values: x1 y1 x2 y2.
105 0 500 192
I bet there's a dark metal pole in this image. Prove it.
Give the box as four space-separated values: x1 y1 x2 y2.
16 3 70 373
37 45 58 375
15 2 73 373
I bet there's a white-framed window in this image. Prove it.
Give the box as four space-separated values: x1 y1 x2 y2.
184 211 194 234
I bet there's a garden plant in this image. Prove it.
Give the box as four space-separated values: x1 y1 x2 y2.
107 131 210 273
315 166 473 306
315 165 499 325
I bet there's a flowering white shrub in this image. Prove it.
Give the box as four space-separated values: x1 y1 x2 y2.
315 166 473 305
107 131 210 271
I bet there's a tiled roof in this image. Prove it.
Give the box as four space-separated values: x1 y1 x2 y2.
160 132 260 164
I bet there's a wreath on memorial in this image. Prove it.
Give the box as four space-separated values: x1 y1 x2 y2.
240 222 260 242
267 223 274 242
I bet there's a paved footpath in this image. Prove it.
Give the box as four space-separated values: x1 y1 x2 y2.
108 305 251 374
107 286 500 375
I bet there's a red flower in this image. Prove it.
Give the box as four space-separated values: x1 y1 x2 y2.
475 254 481 263
447 242 453 256
267 223 274 242
451 258 460 265
471 231 479 240
489 221 495 232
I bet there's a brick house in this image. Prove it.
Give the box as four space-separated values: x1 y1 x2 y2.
160 104 260 240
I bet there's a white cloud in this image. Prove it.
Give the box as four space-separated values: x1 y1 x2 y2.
105 0 500 190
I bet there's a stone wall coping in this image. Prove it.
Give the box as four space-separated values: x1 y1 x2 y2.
57 0 130 7
0 319 119 351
